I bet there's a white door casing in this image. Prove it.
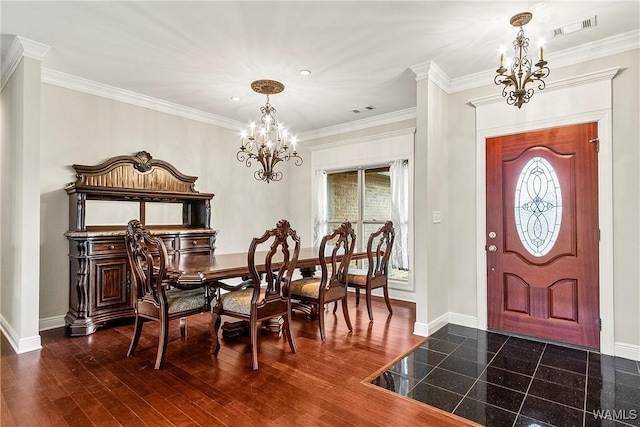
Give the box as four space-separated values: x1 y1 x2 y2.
471 68 618 355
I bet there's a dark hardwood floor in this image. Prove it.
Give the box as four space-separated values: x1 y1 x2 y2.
1 298 475 426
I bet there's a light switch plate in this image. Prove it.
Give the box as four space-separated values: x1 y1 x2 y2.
432 210 441 223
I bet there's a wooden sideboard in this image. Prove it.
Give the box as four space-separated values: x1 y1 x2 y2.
64 151 216 336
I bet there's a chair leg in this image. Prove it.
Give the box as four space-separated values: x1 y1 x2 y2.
284 311 298 354
365 288 374 322
179 317 187 339
210 306 221 354
332 301 338 313
127 315 144 357
383 284 393 315
318 308 326 342
341 297 353 332
355 288 360 306
155 314 169 369
250 319 260 371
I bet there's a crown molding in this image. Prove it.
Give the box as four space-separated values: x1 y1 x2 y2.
409 61 451 93
20 30 637 139
41 66 415 141
450 29 639 94
408 29 638 95
469 67 621 107
298 107 416 142
307 127 415 152
41 68 244 131
1 36 50 90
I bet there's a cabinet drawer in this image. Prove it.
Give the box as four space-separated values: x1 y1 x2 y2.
180 236 211 250
161 237 176 251
91 240 127 254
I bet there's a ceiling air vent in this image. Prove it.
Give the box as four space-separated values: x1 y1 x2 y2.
351 105 376 113
553 15 597 37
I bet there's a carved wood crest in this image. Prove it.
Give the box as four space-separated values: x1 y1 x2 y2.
65 151 213 198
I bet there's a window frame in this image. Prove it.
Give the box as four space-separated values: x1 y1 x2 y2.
309 127 415 293
326 165 391 252
325 165 407 282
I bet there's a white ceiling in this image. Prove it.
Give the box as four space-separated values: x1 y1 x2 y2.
2 1 639 137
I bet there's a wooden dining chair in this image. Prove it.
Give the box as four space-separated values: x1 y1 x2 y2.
125 219 210 369
209 219 301 370
345 221 395 322
288 221 355 341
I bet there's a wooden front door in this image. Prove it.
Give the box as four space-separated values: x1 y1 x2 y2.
486 123 600 348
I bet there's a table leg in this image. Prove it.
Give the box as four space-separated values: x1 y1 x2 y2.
299 267 316 278
221 317 284 340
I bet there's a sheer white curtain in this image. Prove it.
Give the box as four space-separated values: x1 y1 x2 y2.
313 170 327 247
390 159 409 270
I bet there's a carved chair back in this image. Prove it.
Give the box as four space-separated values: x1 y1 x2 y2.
366 221 395 278
319 221 356 292
247 219 301 310
125 219 168 305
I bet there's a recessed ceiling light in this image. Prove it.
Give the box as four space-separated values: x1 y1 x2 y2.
231 96 241 101
299 69 311 76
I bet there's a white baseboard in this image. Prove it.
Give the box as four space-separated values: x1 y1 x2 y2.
413 321 429 337
39 315 66 331
413 312 449 337
348 287 417 303
615 341 640 361
412 311 640 362
388 288 416 303
0 314 42 354
448 312 478 329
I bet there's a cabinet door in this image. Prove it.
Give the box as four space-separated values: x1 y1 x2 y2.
92 257 131 313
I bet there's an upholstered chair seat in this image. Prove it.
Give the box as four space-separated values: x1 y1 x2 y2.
288 277 321 299
210 219 300 370
288 221 355 342
219 288 266 315
125 219 210 369
344 221 395 322
344 269 368 286
166 288 209 315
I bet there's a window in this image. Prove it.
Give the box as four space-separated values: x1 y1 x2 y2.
324 165 408 281
514 156 562 257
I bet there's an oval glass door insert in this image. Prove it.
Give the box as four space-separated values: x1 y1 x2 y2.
514 156 562 257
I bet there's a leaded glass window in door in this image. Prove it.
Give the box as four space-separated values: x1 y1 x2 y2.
514 156 562 257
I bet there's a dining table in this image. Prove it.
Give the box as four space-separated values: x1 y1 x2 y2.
167 246 367 286
165 247 367 338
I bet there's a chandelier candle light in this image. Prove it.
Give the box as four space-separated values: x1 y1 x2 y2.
237 79 302 183
495 12 550 108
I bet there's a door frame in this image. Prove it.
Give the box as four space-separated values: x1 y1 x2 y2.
471 68 618 355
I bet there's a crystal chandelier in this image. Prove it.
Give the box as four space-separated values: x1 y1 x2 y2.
495 12 550 108
237 79 302 183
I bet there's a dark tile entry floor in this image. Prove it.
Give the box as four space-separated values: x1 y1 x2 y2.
372 324 640 427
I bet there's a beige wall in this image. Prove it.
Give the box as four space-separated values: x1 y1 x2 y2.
39 84 294 320
2 44 637 357
424 78 450 327
0 56 42 352
294 50 640 353
609 51 640 347
445 49 640 348
0 61 22 333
